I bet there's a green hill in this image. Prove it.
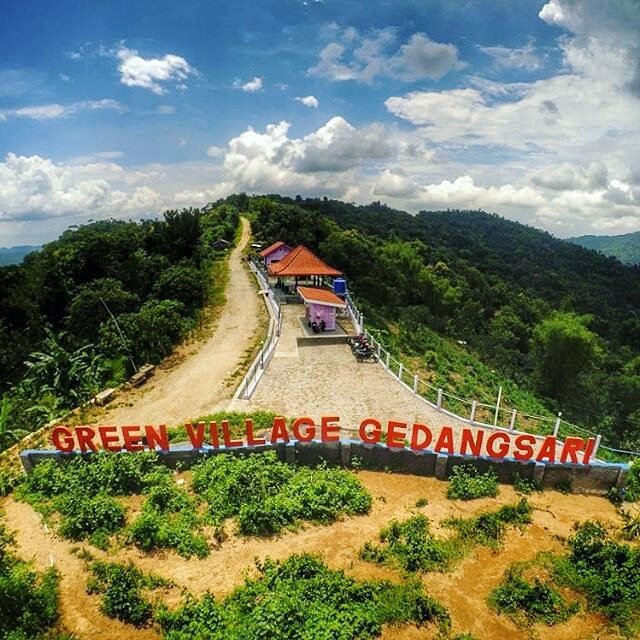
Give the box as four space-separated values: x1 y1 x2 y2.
0 245 40 266
568 231 640 265
249 195 640 452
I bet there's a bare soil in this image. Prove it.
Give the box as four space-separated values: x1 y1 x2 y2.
1 471 623 640
86 216 261 427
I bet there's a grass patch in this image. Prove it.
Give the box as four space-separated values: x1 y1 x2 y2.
167 410 281 444
446 464 499 501
156 553 451 639
191 451 371 535
360 499 532 573
489 563 578 626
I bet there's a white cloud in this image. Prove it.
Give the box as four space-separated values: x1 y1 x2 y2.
308 27 465 84
206 145 225 158
234 76 263 92
478 39 541 71
154 105 176 115
116 47 196 94
0 99 125 121
295 95 319 108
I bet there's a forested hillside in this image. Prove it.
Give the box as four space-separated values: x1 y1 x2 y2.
568 230 640 266
0 204 239 451
248 195 640 451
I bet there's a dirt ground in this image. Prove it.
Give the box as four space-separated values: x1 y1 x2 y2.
87 217 262 427
1 471 624 640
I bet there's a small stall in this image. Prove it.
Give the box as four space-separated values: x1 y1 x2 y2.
297 286 346 332
259 241 292 268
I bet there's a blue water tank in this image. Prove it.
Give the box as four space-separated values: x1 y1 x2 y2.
333 277 347 297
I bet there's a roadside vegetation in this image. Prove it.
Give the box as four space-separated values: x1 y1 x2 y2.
0 203 239 453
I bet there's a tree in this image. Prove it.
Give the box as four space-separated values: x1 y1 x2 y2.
153 265 204 313
532 312 603 405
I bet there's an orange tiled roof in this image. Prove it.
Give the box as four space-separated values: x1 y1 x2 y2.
297 286 346 308
268 245 342 277
259 240 291 258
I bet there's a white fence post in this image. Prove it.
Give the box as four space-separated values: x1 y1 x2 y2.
509 409 517 431
398 363 403 381
437 388 443 409
413 374 418 394
385 351 390 369
553 412 562 437
592 434 602 460
470 400 477 424
377 343 382 359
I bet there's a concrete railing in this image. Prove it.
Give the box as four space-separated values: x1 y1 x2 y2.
20 439 629 495
234 260 283 399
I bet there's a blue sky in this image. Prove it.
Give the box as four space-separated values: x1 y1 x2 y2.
1 0 639 245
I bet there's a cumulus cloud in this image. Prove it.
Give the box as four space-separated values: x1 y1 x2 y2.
295 95 319 108
116 47 196 94
478 39 541 71
0 99 125 121
234 76 263 92
308 27 464 83
221 116 430 197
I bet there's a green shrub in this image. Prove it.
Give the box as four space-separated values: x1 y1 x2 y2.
624 458 640 502
552 520 640 632
359 514 457 573
87 560 164 627
489 565 578 625
447 465 498 500
127 477 208 558
57 492 126 541
0 468 22 497
512 472 541 495
444 499 532 549
621 510 640 540
191 452 371 535
156 554 450 639
0 517 61 640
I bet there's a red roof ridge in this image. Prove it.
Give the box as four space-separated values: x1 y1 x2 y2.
259 240 291 258
269 245 342 277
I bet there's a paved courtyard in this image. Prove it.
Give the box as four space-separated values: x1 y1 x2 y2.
235 304 469 435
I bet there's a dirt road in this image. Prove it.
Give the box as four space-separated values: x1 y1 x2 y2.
94 217 263 427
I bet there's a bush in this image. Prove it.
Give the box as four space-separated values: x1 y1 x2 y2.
489 565 578 625
512 472 541 495
624 458 640 502
444 499 532 549
156 554 450 639
57 493 125 541
359 515 456 573
447 465 498 500
553 520 640 632
191 452 371 535
127 477 208 558
87 560 162 627
0 517 61 639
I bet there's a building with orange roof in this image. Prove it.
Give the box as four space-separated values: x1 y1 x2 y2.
259 240 292 268
267 245 342 278
297 286 346 332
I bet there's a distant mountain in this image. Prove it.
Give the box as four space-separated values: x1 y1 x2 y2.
0 245 41 266
568 231 640 265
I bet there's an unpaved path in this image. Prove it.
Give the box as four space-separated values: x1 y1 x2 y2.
2 473 619 640
93 217 262 427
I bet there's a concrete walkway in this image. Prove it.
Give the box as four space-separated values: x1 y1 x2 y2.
236 304 469 434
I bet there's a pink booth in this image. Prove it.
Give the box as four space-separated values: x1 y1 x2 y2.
297 286 346 332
